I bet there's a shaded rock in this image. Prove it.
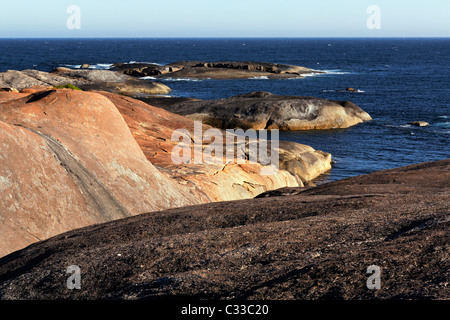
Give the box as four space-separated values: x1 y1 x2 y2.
80 64 90 69
254 186 311 198
408 121 429 127
110 62 162 76
112 61 321 79
0 159 448 299
0 87 19 93
149 91 372 130
137 96 201 109
112 63 185 77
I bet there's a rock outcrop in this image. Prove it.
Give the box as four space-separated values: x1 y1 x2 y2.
0 88 332 257
144 91 372 130
0 89 200 257
0 159 448 299
0 68 171 95
98 92 332 200
112 61 321 79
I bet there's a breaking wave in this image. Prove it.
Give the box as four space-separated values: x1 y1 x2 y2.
64 63 113 70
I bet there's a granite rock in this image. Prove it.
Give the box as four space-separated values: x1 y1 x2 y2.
0 159 448 299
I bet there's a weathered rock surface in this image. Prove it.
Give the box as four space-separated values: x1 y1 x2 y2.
0 89 200 257
146 91 372 130
0 88 331 257
0 159 448 300
0 68 171 95
112 61 321 79
97 92 332 201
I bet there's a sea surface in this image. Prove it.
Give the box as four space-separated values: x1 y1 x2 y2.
0 38 448 183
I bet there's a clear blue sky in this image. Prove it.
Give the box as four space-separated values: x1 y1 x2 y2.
0 0 449 38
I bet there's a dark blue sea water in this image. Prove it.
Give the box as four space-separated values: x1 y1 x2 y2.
1 38 448 183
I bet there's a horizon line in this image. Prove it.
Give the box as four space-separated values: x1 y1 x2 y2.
1 36 449 40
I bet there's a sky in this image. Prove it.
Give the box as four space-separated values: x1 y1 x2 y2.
0 0 449 38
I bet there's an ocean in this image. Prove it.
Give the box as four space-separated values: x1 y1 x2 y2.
0 38 448 183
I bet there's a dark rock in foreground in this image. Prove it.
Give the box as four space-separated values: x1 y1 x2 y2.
112 61 321 79
144 91 372 130
0 159 448 300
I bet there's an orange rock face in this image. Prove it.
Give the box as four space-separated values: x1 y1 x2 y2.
98 92 332 202
0 89 200 256
0 88 332 257
0 121 101 255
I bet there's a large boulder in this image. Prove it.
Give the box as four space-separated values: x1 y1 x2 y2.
147 91 372 130
0 159 448 299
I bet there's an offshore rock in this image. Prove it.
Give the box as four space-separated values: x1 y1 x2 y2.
112 61 322 79
147 91 372 130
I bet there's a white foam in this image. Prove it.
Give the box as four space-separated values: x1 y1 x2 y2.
162 78 204 82
300 72 323 77
383 124 411 128
285 72 322 79
323 70 353 75
64 64 81 69
321 89 365 93
286 69 353 79
63 63 113 70
249 76 269 80
91 63 113 69
435 122 450 128
127 60 163 66
139 76 157 80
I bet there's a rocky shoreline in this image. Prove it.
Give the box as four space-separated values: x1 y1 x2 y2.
111 60 322 79
0 86 332 257
0 61 446 300
0 159 448 299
